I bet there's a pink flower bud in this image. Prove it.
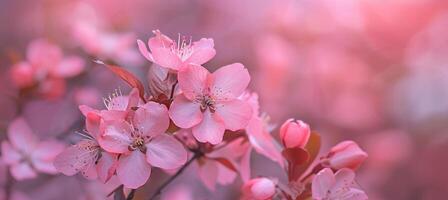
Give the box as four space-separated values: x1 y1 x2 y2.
279 119 311 148
11 62 35 88
242 178 276 200
323 140 368 170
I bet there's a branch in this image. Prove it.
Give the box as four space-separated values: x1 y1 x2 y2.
148 153 201 200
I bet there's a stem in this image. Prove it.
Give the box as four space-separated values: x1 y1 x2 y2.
126 189 136 200
147 153 200 200
107 185 124 197
169 81 178 100
5 170 13 200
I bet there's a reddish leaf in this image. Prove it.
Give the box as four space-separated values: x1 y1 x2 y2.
294 132 321 181
95 60 145 100
212 157 238 172
289 132 321 181
282 147 309 166
282 147 309 181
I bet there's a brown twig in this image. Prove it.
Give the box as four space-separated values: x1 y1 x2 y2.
147 152 201 200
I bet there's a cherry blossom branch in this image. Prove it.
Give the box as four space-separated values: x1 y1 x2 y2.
147 152 201 200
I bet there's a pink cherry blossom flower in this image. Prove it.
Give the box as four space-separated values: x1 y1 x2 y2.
312 168 368 200
10 39 85 90
10 39 84 100
137 30 216 71
241 177 277 200
99 101 187 189
169 63 253 144
279 119 311 148
321 141 368 170
54 111 118 182
1 117 65 180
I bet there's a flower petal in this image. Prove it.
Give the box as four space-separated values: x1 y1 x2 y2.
7 118 38 153
246 118 284 168
169 95 203 128
239 147 252 182
211 63 250 100
78 105 97 117
137 39 154 62
343 188 368 200
96 152 118 183
216 160 238 185
192 110 225 145
146 134 187 169
185 38 216 65
177 64 210 100
333 168 356 191
312 168 336 199
117 151 151 189
10 163 37 181
133 102 169 137
99 120 133 153
215 100 252 131
85 112 102 139
52 56 85 78
147 30 174 51
81 163 98 180
53 139 99 176
197 160 218 191
1 141 21 165
31 140 65 174
152 48 182 70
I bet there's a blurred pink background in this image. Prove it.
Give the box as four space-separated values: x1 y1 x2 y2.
1 0 448 199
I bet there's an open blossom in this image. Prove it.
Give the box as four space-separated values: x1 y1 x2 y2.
169 63 253 144
137 30 216 71
312 168 368 200
241 177 276 200
99 102 187 189
321 141 368 170
1 118 65 180
10 39 85 97
279 119 311 148
54 111 118 182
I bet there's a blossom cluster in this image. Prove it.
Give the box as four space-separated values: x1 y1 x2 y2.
1 30 369 200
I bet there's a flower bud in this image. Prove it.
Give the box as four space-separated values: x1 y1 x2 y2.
279 119 311 148
11 62 35 88
242 178 276 200
323 140 368 170
147 64 177 98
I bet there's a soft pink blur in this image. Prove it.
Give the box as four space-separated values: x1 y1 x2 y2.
1 0 448 199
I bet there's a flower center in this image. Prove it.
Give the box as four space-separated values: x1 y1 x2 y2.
103 88 125 110
128 127 150 153
129 136 147 153
196 94 216 113
170 34 193 61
